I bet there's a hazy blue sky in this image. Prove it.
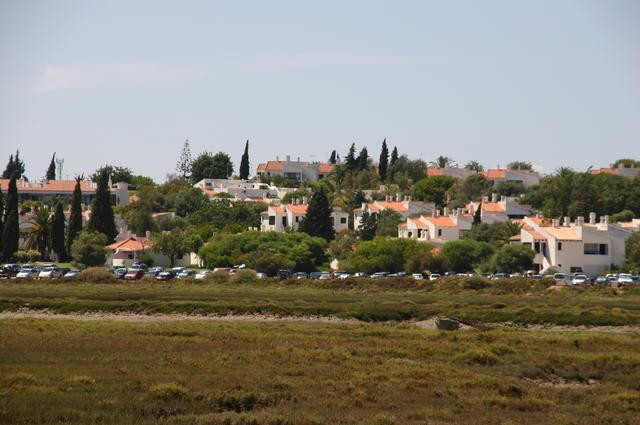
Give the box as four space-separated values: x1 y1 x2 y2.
1 0 638 181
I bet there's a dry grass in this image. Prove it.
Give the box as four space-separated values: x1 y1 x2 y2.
1 319 639 424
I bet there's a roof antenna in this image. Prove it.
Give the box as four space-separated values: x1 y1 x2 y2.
55 157 64 180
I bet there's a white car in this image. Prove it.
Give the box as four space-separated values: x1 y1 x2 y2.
553 273 570 285
428 274 441 281
194 270 210 280
16 265 40 278
411 273 424 280
318 272 332 280
571 274 589 285
38 266 66 279
617 273 634 285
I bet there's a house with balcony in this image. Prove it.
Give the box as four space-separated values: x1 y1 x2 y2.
256 156 334 182
515 213 633 275
353 195 435 231
193 178 292 203
260 201 349 233
397 208 473 243
466 194 535 223
484 168 541 187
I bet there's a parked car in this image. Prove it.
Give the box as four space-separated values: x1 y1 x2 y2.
277 269 294 279
318 272 332 280
176 269 195 279
428 273 441 281
337 273 352 279
194 270 210 280
411 273 424 280
156 270 176 281
553 273 570 285
571 274 590 285
617 273 634 285
594 276 608 285
124 266 146 280
293 272 308 280
491 273 507 280
256 272 267 279
370 272 388 279
16 265 41 278
530 274 544 280
64 269 81 278
114 268 128 279
308 272 322 280
353 272 369 278
38 266 67 279
0 264 21 278
147 267 165 277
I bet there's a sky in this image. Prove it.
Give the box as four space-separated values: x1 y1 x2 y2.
0 0 639 182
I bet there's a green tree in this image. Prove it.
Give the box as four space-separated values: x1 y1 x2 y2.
239 140 250 180
91 165 133 184
344 237 428 273
378 139 389 181
345 143 357 171
375 209 403 237
473 205 482 225
88 170 117 243
176 140 193 180
152 229 189 267
2 174 19 260
51 201 67 262
390 146 398 166
457 174 490 203
0 187 4 256
430 156 456 168
357 147 369 171
507 161 533 170
411 176 456 207
299 188 334 240
611 159 640 168
23 205 52 258
130 175 156 187
610 210 635 223
329 150 337 164
388 156 428 189
441 239 494 272
492 244 535 273
66 177 83 254
282 189 311 204
464 160 484 172
624 232 640 272
70 231 107 266
46 153 57 180
191 152 234 183
2 150 25 179
2 154 14 179
357 212 377 241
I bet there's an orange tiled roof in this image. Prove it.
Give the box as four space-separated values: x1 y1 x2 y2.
270 206 286 215
426 168 444 176
0 179 97 193
542 226 581 241
523 229 546 240
485 169 507 179
590 168 619 175
377 201 409 212
482 202 506 212
422 216 456 227
106 238 153 252
317 163 334 173
257 161 285 172
285 204 308 215
397 223 407 228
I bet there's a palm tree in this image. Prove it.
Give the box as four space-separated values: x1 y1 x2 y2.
498 221 523 244
23 205 52 258
464 160 484 172
430 156 457 168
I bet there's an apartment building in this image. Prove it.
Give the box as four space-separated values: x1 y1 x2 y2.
353 195 435 230
516 214 633 275
256 156 334 181
426 167 477 179
590 163 640 178
260 200 349 233
397 208 473 243
466 194 535 223
0 178 129 206
193 178 294 202
484 168 541 187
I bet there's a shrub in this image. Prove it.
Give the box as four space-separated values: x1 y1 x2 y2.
70 231 108 267
456 349 499 366
207 270 230 284
460 276 490 290
148 383 188 401
70 267 118 284
231 269 258 284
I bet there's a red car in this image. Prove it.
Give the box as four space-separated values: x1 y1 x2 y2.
124 266 146 280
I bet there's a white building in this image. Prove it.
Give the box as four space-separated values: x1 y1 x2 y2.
0 178 129 206
353 195 434 230
485 168 541 187
398 208 473 243
256 156 334 182
590 164 640 178
106 234 202 268
467 194 535 223
515 214 634 275
260 201 348 233
426 167 477 179
193 178 293 202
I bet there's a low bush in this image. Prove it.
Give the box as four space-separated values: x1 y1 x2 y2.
231 270 258 284
456 349 499 366
148 383 189 401
69 267 118 284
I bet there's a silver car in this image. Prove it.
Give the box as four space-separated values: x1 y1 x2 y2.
38 266 66 279
16 265 41 278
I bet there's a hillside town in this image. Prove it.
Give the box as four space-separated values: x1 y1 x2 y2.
1 143 639 282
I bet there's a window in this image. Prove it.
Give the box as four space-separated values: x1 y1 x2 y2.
584 243 599 255
534 242 540 253
269 216 275 225
282 217 287 226
599 244 608 255
557 242 562 251
437 229 442 237
340 217 347 224
295 216 299 223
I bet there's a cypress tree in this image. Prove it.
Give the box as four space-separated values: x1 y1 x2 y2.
390 146 399 166
473 203 482 225
88 171 117 243
300 187 334 241
239 140 250 180
46 153 57 180
67 177 83 253
0 188 4 255
357 147 369 171
13 150 25 179
51 201 67 261
2 154 14 179
356 212 377 241
2 174 19 260
329 150 337 164
378 139 389 181
345 144 357 171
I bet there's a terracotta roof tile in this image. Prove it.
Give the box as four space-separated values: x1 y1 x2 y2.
426 168 444 176
0 179 97 193
485 169 507 179
107 238 153 252
317 163 334 173
422 216 456 227
285 204 308 215
482 202 506 212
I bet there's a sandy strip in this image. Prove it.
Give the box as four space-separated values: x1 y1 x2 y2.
0 309 639 333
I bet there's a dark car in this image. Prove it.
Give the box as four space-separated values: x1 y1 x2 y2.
114 268 128 279
0 264 21 278
277 269 294 279
156 270 176 281
148 267 165 277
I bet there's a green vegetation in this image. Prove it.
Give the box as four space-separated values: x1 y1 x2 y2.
87 169 117 243
190 151 234 183
70 231 108 267
2 279 639 326
2 318 639 424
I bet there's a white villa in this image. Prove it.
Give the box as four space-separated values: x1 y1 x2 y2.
256 156 334 182
0 178 129 206
466 194 535 223
484 168 541 187
260 201 349 233
514 214 634 275
398 208 473 243
353 195 434 230
193 178 294 203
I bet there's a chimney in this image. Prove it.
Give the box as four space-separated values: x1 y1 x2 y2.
408 196 412 202
491 193 497 203
443 207 449 216
552 218 560 227
396 193 401 202
457 208 463 216
563 216 570 227
589 212 596 224
576 216 584 226
435 209 441 217
297 157 300 162
276 156 279 161
361 202 366 210
603 215 609 224
302 196 308 205
145 230 151 240
286 155 291 162
482 196 489 203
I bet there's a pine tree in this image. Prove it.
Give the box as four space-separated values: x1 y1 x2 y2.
176 140 193 180
390 146 399 166
2 174 19 260
357 147 369 171
357 212 377 241
299 187 334 241
51 201 67 261
46 153 57 180
329 150 337 164
345 144 357 171
88 171 117 243
13 150 25 179
378 139 389 181
66 177 83 254
473 203 482 225
2 154 14 179
239 140 250 180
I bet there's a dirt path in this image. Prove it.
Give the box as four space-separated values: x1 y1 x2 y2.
1 309 639 333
